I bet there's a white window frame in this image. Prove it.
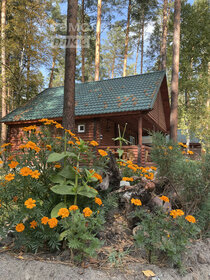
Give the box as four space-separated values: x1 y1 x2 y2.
78 124 85 133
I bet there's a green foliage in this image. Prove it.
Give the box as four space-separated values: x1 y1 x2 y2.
133 207 200 268
151 132 210 233
0 120 107 258
59 210 103 262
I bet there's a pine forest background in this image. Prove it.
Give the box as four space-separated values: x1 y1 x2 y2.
0 0 209 144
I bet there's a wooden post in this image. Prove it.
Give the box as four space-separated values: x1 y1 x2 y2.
137 116 142 165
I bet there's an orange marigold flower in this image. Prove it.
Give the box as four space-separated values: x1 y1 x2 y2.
182 144 187 148
150 166 157 171
176 209 184 216
170 209 184 218
55 123 63 129
187 151 194 155
48 217 58 228
20 167 33 176
8 161 19 169
18 144 26 150
68 141 75 145
92 172 103 183
25 198 36 209
168 146 173 150
178 142 183 146
95 197 102 206
159 195 170 203
182 151 186 154
30 220 37 229
1 143 12 148
122 177 134 182
98 149 108 157
65 129 75 137
90 140 99 146
76 141 81 145
127 165 137 172
16 223 25 232
185 215 196 223
83 207 93 217
7 156 14 161
58 208 69 219
23 125 37 132
69 205 79 211
41 217 49 225
46 145 52 151
5 173 15 181
131 198 142 206
0 160 3 164
56 137 62 140
73 166 80 173
170 210 178 218
31 170 41 179
54 164 61 169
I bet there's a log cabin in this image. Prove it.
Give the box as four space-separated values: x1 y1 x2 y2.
0 70 170 166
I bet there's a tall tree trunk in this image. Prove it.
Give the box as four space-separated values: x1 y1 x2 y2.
140 12 145 74
134 29 141 75
161 0 168 70
62 0 78 131
111 54 116 78
1 0 7 143
26 56 30 100
49 54 56 88
123 0 132 77
81 0 85 82
94 0 102 81
170 0 181 141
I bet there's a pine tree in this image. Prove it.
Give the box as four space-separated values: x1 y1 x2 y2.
170 0 181 141
94 0 102 81
123 0 132 77
62 0 78 131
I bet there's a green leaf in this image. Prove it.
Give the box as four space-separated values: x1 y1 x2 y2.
59 166 75 179
59 230 69 241
51 184 76 195
77 185 98 198
117 148 124 157
50 174 65 184
51 202 67 218
47 152 77 163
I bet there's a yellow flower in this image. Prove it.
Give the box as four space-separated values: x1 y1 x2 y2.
159 195 170 203
168 146 173 150
25 198 36 209
68 141 75 145
95 197 102 206
90 140 99 146
48 217 58 228
131 198 142 206
54 164 61 169
8 161 19 169
46 145 52 151
176 209 184 216
65 129 75 137
122 177 134 182
30 220 37 229
58 208 69 219
98 149 108 157
55 123 63 129
31 170 41 179
69 205 79 211
16 223 25 232
178 142 183 146
20 167 33 176
23 125 37 132
41 217 49 225
187 151 194 155
185 215 196 223
83 207 93 217
5 173 15 181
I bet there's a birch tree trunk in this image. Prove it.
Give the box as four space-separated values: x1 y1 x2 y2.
62 0 78 131
123 0 131 77
111 54 116 78
94 0 102 81
1 0 7 142
81 0 85 82
170 0 181 141
161 0 168 70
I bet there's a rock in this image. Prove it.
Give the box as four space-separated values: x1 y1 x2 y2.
120 181 130 187
197 253 207 264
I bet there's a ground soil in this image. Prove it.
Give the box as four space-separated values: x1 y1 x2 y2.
0 238 209 280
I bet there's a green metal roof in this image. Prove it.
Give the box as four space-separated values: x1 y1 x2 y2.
1 71 166 123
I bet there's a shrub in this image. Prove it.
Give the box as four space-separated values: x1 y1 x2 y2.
0 120 106 258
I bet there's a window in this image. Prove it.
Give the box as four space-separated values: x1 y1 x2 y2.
78 124 85 133
129 136 135 145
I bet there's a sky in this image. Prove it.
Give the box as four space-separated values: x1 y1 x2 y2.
42 0 195 87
